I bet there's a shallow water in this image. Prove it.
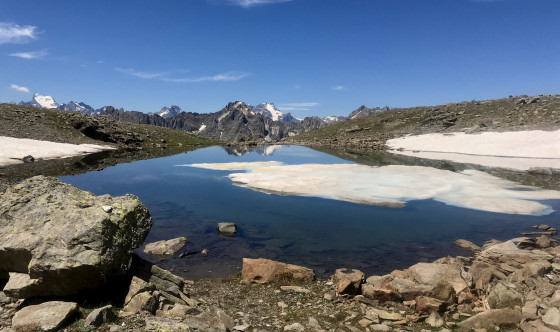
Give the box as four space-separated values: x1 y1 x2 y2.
60 145 560 279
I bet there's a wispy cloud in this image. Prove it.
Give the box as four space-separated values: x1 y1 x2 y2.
0 22 38 45
161 71 251 83
9 49 48 59
115 68 168 79
10 84 30 93
278 102 320 111
228 0 294 8
332 85 345 91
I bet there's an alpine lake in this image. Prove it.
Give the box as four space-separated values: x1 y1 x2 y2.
60 145 560 279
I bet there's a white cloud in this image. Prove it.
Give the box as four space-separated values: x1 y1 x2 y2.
10 84 30 93
115 68 168 79
0 22 38 45
9 50 47 59
228 0 294 8
332 85 345 90
161 71 251 83
278 102 320 111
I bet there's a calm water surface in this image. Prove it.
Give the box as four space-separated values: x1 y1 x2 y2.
60 145 560 279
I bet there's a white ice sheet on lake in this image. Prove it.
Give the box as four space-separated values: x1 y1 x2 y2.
187 162 560 215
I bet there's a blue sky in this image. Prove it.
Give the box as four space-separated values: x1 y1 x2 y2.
1 0 559 118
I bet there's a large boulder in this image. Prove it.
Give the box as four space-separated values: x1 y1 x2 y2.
0 176 152 298
333 268 364 295
241 258 315 284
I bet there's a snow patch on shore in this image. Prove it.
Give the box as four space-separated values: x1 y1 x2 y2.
0 136 114 167
386 129 560 171
187 162 560 215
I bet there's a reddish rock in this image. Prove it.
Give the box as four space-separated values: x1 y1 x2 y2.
241 258 314 284
333 268 364 295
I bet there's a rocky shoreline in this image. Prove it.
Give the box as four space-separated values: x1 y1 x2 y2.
1 176 559 331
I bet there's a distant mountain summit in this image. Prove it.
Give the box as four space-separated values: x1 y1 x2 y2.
20 93 59 109
156 105 184 118
58 101 102 116
252 102 299 124
323 116 347 124
348 105 390 120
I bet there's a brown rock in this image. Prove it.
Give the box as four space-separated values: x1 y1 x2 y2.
487 282 523 309
12 301 79 332
536 235 554 248
453 239 481 254
407 262 468 294
415 296 446 315
241 258 314 284
521 300 538 320
470 261 505 291
333 268 364 295
124 276 154 306
428 279 456 302
457 308 522 331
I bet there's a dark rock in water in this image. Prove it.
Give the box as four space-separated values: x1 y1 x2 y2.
217 222 237 237
12 301 79 332
0 176 152 298
22 155 34 163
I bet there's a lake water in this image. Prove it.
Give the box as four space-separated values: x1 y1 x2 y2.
60 145 560 279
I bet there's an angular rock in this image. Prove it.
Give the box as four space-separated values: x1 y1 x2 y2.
369 324 391 331
0 176 152 298
284 322 305 331
407 262 468 294
543 307 560 330
120 291 158 316
124 276 154 306
522 300 538 320
453 239 481 254
428 279 456 302
415 296 446 315
217 222 237 237
333 268 364 295
241 258 314 284
85 305 115 327
144 237 187 259
457 308 522 330
12 301 79 332
469 261 506 291
487 282 523 309
145 314 227 332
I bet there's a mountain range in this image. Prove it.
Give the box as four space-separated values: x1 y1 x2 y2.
17 93 390 142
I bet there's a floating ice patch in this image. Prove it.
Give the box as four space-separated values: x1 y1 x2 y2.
187 162 560 215
387 129 560 171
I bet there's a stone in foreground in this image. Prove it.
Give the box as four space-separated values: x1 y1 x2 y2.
0 176 152 298
12 301 79 332
85 305 115 327
143 236 187 259
333 268 364 295
242 258 314 284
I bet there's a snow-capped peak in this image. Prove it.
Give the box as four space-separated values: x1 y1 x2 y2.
30 93 59 109
157 105 183 118
252 102 300 124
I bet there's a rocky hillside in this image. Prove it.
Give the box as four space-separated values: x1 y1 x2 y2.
287 94 560 151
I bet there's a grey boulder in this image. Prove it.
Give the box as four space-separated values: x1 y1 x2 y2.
0 176 152 298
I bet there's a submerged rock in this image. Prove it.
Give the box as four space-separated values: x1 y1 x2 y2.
144 236 187 259
217 222 237 237
0 176 152 298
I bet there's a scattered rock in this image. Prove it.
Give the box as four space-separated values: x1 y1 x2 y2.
85 305 115 327
453 239 481 254
425 311 444 327
280 285 310 294
101 205 113 213
284 322 305 331
22 155 34 163
143 236 187 259
120 291 158 316
241 258 315 284
333 268 364 295
12 301 79 332
0 176 152 298
487 282 523 309
415 296 446 314
543 307 560 329
217 222 237 237
457 308 522 330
